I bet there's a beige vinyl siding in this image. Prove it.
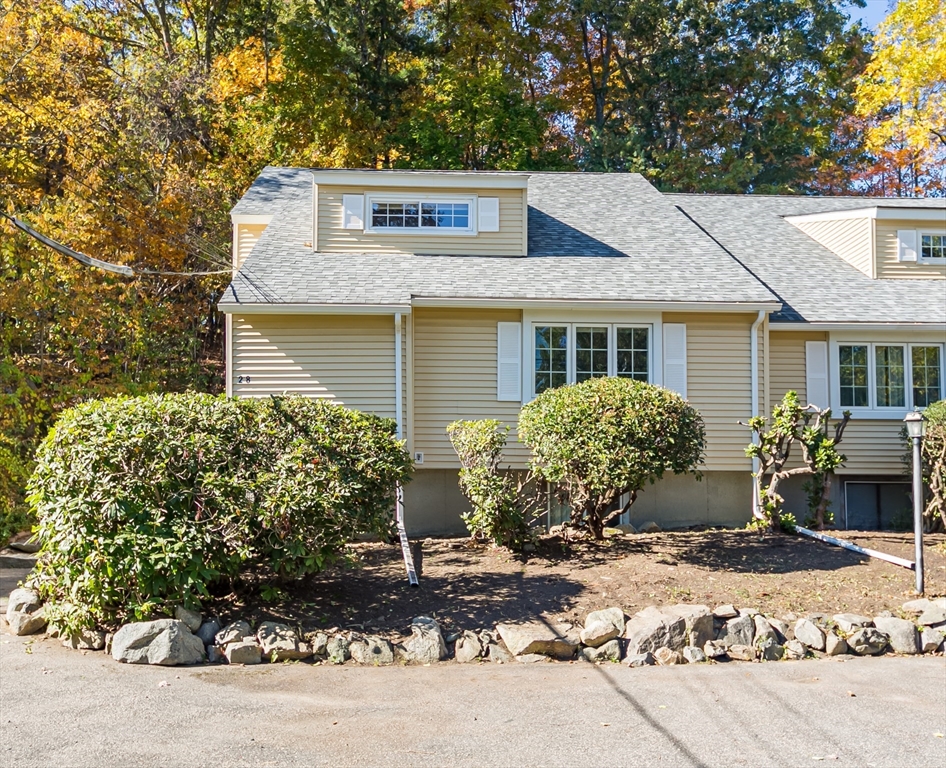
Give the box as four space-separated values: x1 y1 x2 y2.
413 308 527 468
789 218 873 276
664 313 757 472
234 223 268 270
231 314 403 424
318 186 526 255
768 329 903 474
875 219 946 279
769 330 827 405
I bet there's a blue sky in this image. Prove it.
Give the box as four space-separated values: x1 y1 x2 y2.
847 0 895 29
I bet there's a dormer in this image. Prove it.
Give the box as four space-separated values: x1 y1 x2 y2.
785 206 946 280
311 170 529 256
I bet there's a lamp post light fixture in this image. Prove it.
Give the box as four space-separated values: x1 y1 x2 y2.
904 410 927 595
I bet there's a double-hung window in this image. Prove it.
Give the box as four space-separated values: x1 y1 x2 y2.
532 324 651 395
919 232 946 262
836 342 943 410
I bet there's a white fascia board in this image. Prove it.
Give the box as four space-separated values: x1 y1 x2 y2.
875 207 946 221
771 321 946 332
409 297 780 312
218 302 411 315
785 207 946 224
230 214 274 225
784 208 878 223
311 170 529 189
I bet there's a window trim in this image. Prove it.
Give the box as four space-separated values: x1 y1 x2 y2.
363 193 477 236
829 337 945 416
526 319 657 399
918 229 946 263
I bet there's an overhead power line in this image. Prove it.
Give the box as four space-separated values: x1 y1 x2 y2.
4 214 232 277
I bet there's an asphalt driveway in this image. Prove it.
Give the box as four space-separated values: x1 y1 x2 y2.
1 629 944 768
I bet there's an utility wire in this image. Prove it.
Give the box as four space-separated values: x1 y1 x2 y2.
4 214 231 277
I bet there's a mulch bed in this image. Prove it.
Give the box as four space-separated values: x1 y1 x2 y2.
217 530 946 640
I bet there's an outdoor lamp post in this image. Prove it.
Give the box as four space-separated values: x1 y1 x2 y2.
904 410 927 595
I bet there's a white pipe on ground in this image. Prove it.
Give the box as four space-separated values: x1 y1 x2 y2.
795 526 915 570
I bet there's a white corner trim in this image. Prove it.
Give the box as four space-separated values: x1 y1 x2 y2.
310 170 529 189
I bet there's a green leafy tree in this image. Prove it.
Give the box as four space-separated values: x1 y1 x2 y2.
518 377 705 539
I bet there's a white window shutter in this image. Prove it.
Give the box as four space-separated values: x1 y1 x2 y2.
478 197 500 232
662 323 687 398
805 341 829 409
342 194 364 230
897 229 917 262
497 322 522 401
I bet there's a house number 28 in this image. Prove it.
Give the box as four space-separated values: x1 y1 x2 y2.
237 375 252 384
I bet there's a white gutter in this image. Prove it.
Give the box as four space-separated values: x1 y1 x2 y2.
771 322 946 332
410 297 780 312
750 310 766 517
217 303 411 315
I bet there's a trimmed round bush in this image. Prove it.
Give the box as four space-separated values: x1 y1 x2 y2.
518 377 706 539
27 393 410 631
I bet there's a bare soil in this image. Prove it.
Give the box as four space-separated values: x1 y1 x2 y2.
221 530 946 640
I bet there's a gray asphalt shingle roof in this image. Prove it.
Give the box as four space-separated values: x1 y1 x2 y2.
222 167 945 324
223 168 777 308
672 194 946 324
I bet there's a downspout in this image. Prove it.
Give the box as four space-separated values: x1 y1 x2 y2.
750 310 765 518
394 312 418 586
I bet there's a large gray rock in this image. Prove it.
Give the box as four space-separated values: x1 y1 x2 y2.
717 614 754 648
713 604 739 619
825 631 848 656
310 632 329 658
580 607 625 647
920 625 945 653
917 607 946 626
580 639 621 663
703 641 727 659
497 620 578 659
486 642 513 663
350 636 395 666
727 644 757 661
327 634 351 664
832 613 873 634
848 627 888 656
793 619 826 651
768 618 792 642
62 629 106 651
759 640 784 661
682 646 707 664
783 640 807 660
5 588 47 636
752 615 778 647
901 598 936 615
225 640 262 665
873 616 919 655
111 619 205 666
664 605 714 649
215 620 253 647
402 616 448 663
625 652 655 667
257 622 312 661
654 647 682 665
195 619 221 646
174 606 202 632
454 631 482 663
623 607 687 655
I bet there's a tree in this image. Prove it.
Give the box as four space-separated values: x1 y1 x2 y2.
854 0 946 196
518 377 706 539
745 392 850 533
902 399 946 533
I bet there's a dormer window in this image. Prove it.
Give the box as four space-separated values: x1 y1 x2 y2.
920 232 946 261
365 195 475 234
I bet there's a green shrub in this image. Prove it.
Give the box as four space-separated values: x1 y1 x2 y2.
446 419 540 549
518 377 706 539
0 434 33 546
27 393 410 631
902 399 946 532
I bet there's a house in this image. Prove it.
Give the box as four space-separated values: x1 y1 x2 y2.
220 168 946 534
